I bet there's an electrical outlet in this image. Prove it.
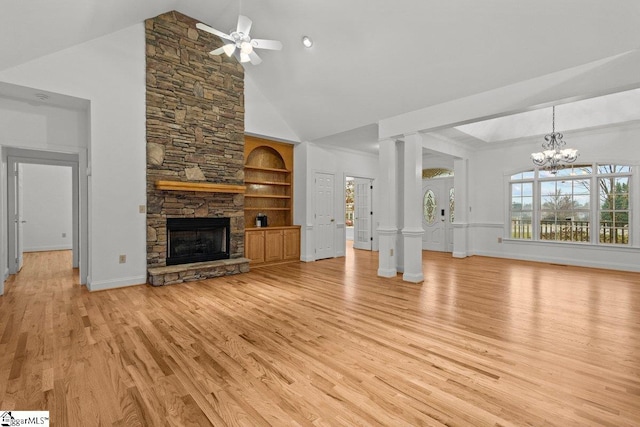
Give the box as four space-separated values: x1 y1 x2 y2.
119 254 126 264
498 237 503 243
139 205 146 213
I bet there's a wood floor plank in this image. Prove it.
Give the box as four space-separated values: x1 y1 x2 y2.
1 248 639 426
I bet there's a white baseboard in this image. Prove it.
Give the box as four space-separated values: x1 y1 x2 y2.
88 275 147 292
472 250 640 273
24 245 72 252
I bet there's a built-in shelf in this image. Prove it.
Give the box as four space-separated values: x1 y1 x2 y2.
245 180 291 186
244 136 299 265
245 195 291 199
155 180 245 193
244 165 290 173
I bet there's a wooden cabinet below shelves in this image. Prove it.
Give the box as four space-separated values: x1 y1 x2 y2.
245 230 265 264
265 229 284 262
283 228 301 260
245 226 300 266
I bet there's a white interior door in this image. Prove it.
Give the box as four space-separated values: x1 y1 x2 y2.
315 172 335 259
353 178 372 250
422 179 447 252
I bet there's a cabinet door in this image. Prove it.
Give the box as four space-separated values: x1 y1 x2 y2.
264 230 283 262
245 230 265 264
283 228 300 261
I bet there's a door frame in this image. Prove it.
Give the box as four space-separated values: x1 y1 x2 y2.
4 147 88 287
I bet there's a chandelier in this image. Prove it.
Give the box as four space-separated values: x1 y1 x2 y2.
531 106 578 174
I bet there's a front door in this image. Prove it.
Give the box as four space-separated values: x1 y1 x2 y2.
422 178 454 252
315 172 335 259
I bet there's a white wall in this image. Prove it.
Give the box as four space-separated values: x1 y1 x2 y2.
245 75 300 143
468 122 640 271
0 24 147 290
22 164 73 252
0 98 87 152
294 142 379 261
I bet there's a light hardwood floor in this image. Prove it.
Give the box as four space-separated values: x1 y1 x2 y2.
1 248 639 426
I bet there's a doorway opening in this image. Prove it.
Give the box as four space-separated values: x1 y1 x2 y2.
422 170 454 253
3 148 88 295
16 163 74 273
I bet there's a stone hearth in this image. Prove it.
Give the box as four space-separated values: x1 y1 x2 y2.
147 258 250 286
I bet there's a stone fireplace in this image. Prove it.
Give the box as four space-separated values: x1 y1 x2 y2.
145 11 249 285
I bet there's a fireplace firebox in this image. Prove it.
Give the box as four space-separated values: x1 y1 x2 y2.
166 217 230 266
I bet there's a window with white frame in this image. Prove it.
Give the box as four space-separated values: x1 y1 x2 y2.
509 164 632 245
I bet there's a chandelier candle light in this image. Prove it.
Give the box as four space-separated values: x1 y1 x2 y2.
531 106 578 174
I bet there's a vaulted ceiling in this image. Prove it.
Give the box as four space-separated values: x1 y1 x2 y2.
2 0 640 147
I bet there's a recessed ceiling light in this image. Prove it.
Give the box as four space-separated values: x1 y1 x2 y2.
302 36 313 48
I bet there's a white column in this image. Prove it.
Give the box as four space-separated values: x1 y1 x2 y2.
377 139 398 277
453 158 469 258
402 133 424 283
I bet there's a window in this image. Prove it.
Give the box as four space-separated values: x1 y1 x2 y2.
598 166 630 244
539 178 590 242
509 164 632 245
510 181 533 239
423 189 436 225
449 187 455 223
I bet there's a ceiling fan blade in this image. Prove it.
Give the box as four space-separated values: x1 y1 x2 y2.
195 23 233 42
251 39 283 51
248 51 262 65
209 47 226 56
237 15 252 35
222 43 236 56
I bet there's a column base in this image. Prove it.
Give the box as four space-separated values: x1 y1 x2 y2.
377 226 398 278
402 227 424 283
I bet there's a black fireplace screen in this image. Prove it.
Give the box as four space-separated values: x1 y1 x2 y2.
166 217 230 265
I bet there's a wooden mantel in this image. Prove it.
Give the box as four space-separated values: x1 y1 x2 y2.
155 180 246 194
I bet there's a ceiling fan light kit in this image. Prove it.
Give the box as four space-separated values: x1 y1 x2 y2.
196 15 282 65
302 36 313 48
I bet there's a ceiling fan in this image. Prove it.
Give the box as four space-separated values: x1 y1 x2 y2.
196 15 282 65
